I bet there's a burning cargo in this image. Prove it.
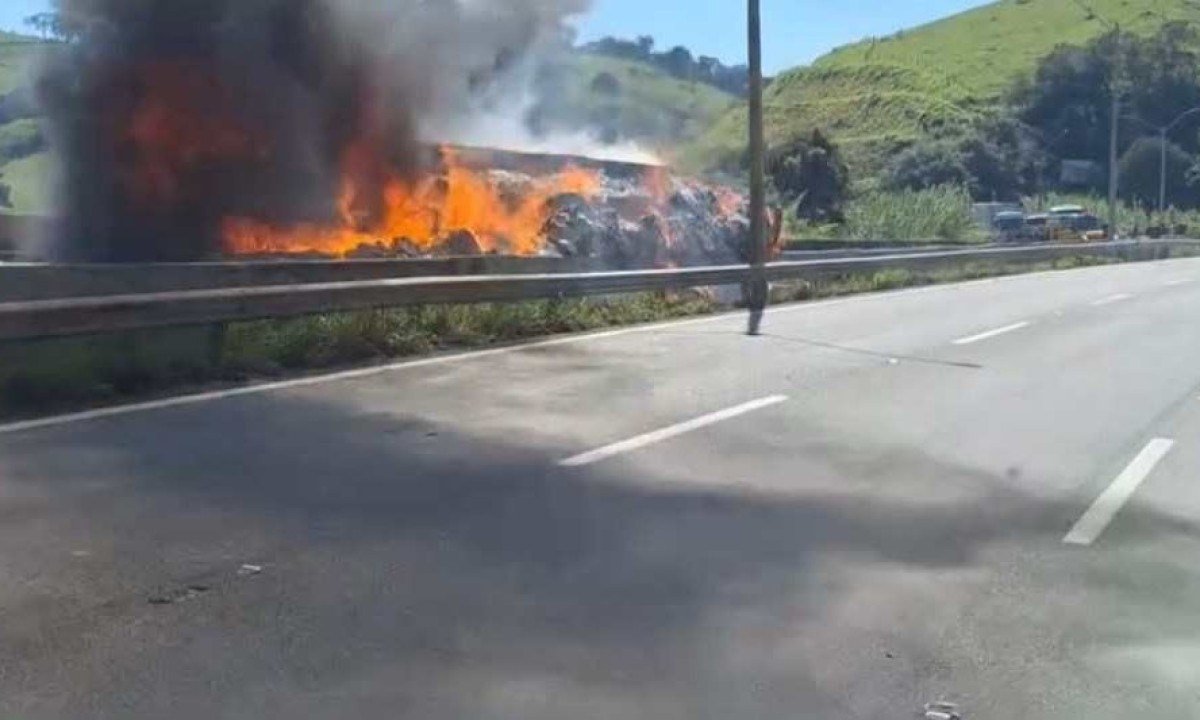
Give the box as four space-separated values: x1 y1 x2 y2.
34 0 753 267
226 145 754 269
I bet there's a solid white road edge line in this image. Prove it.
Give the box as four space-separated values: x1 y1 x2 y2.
559 395 789 467
1091 293 1134 306
1164 278 1195 286
951 321 1031 346
6 257 1196 435
1063 438 1176 547
0 319 722 436
0 275 1023 436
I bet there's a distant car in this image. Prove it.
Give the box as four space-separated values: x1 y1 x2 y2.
1023 213 1050 242
991 211 1026 242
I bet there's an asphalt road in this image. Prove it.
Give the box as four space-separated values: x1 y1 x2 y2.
5 257 1200 719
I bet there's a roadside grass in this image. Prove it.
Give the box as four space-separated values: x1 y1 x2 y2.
769 255 1124 305
2 246 1195 419
785 184 985 244
1041 192 1200 239
0 293 718 416
840 185 984 242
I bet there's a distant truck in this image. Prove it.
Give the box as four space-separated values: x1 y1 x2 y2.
1047 205 1107 242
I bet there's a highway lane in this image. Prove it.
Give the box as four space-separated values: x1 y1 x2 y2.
4 257 1200 718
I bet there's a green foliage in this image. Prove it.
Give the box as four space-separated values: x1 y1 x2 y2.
1119 137 1195 209
0 32 46 96
958 115 1044 200
582 35 747 96
841 185 981 242
1017 23 1200 166
0 119 44 163
0 178 10 209
694 0 1199 176
0 151 50 214
884 115 1043 200
535 54 736 150
884 139 971 192
1044 191 1200 237
766 129 850 223
590 71 621 96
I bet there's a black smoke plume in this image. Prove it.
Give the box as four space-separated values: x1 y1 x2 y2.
36 0 588 261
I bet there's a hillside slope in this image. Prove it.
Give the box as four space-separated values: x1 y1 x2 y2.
0 31 45 96
695 0 1197 174
544 54 736 149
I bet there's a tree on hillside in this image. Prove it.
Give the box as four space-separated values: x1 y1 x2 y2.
1016 23 1200 166
1118 137 1196 208
1014 33 1120 163
958 115 1044 200
590 71 621 96
0 176 11 209
884 116 1044 201
23 13 56 40
23 12 74 42
884 139 971 193
696 56 719 82
585 36 644 61
582 36 749 96
661 46 695 80
766 130 850 224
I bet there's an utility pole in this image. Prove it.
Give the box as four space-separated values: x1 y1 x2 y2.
1108 90 1119 238
1085 5 1123 239
746 0 768 336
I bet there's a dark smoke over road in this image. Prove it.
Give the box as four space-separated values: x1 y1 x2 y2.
36 0 589 261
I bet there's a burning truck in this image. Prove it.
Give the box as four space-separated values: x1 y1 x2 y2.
33 0 762 267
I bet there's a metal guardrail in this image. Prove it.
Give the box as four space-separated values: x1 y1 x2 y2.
0 240 1195 342
781 244 991 261
0 255 601 302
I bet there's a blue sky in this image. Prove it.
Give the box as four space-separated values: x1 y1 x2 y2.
2 0 988 73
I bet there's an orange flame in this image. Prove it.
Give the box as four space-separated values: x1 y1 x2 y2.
223 146 601 256
641 166 679 250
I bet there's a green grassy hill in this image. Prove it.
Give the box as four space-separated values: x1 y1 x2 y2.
0 32 50 214
548 54 737 152
694 0 1197 174
0 31 44 95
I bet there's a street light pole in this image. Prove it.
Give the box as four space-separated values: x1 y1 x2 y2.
1124 107 1200 216
746 0 768 336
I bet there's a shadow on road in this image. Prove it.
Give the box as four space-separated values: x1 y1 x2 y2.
3 389 1200 719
